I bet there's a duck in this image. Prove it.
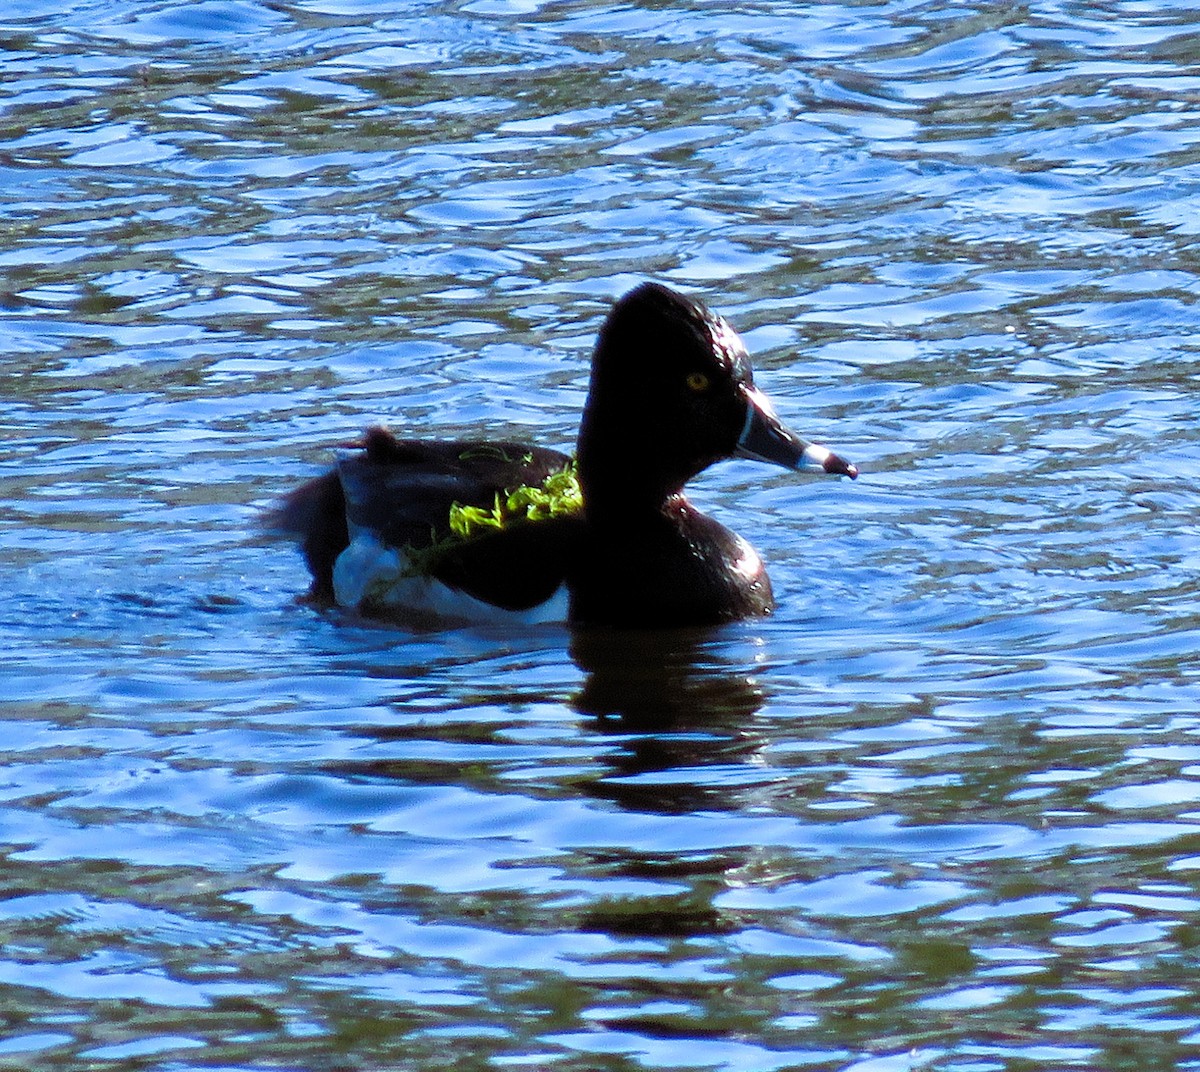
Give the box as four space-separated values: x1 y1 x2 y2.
271 282 857 628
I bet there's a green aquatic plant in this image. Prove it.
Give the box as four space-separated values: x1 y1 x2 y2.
449 460 582 539
401 459 582 577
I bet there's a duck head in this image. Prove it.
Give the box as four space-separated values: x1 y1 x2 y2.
577 282 856 510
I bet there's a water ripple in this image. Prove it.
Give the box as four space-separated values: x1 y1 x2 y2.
2 0 1200 1069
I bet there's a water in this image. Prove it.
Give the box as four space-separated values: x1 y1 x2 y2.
2 1 1200 1069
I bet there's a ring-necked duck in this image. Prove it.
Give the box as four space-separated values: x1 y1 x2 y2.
272 282 857 628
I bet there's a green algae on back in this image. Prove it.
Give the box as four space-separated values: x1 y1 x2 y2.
449 459 582 540
401 459 582 577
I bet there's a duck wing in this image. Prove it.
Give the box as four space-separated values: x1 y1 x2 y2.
270 426 573 605
338 427 571 548
423 512 583 612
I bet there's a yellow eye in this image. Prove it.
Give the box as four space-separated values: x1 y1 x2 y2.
686 372 710 392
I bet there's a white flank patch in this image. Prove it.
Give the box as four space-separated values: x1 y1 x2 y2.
332 529 569 627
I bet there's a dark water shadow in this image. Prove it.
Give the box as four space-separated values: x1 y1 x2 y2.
569 626 770 817
312 617 774 818
570 626 765 730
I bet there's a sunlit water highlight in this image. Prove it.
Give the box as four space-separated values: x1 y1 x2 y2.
2 1 1200 1069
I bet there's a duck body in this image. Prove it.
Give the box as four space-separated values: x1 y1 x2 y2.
273 283 856 629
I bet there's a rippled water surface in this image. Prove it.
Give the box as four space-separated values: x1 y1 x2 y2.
3 1 1200 1069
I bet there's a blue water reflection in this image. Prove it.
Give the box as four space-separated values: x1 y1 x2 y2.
3 0 1200 1069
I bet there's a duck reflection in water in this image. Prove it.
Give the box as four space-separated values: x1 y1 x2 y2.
571 627 770 817
572 627 764 728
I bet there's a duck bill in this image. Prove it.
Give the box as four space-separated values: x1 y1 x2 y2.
736 387 858 478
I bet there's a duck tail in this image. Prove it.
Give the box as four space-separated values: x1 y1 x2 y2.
266 471 348 604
